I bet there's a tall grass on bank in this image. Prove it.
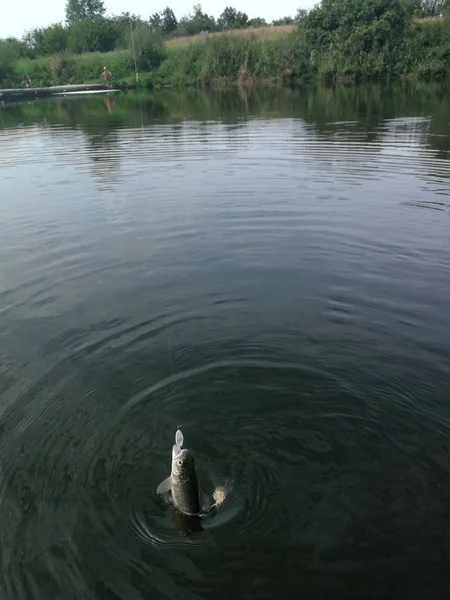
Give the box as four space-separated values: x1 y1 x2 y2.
10 24 165 88
156 19 450 86
404 19 450 80
165 25 296 47
14 51 139 88
9 29 305 89
156 32 310 86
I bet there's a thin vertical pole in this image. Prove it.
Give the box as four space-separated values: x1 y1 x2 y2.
129 17 139 85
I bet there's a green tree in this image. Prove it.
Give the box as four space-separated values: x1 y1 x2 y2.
66 0 106 24
161 7 178 35
272 16 295 25
127 23 166 71
304 0 408 41
0 38 26 83
24 24 68 57
111 12 145 47
3 36 28 57
401 0 422 15
149 12 162 32
302 0 410 80
248 17 267 27
178 4 217 35
67 17 120 52
295 8 308 22
218 6 249 30
42 23 68 54
23 28 45 57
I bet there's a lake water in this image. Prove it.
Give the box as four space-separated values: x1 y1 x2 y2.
1 84 450 600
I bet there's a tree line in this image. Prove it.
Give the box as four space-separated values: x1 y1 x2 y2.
1 0 445 60
0 1 302 60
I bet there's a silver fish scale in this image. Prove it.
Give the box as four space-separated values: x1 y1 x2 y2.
172 452 201 515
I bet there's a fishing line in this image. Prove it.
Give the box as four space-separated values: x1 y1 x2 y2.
130 59 174 384
158 275 174 378
131 84 180 429
158 269 180 429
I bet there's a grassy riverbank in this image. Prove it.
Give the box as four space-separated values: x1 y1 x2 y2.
6 16 450 89
164 24 297 47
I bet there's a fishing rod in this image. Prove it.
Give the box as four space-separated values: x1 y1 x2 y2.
129 16 139 85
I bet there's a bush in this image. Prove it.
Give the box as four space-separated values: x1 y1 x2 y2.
128 24 166 72
0 39 28 84
67 18 121 53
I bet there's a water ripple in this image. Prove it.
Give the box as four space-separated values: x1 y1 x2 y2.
0 88 450 599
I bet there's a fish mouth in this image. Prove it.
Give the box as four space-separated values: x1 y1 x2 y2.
171 447 191 476
172 446 190 461
172 443 182 461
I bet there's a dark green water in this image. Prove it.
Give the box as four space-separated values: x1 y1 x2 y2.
1 84 450 600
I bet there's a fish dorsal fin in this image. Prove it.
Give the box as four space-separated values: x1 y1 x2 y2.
175 429 184 448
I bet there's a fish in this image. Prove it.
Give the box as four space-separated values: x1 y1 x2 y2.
156 429 202 516
157 429 234 518
166 503 204 535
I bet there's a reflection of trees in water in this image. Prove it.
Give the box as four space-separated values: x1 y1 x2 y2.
261 84 450 189
427 100 450 162
2 83 449 184
86 131 121 191
156 84 450 167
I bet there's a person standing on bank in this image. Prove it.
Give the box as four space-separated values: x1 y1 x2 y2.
102 66 112 86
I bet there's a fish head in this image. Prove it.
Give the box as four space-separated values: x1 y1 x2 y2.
171 446 195 479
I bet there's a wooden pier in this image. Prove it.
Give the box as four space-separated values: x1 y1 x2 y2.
0 84 117 101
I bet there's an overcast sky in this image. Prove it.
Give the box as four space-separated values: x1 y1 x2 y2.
1 0 315 39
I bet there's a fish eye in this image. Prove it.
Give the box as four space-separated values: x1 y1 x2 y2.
177 459 183 467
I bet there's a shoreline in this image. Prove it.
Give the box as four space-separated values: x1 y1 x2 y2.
3 18 450 92
1 70 447 103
